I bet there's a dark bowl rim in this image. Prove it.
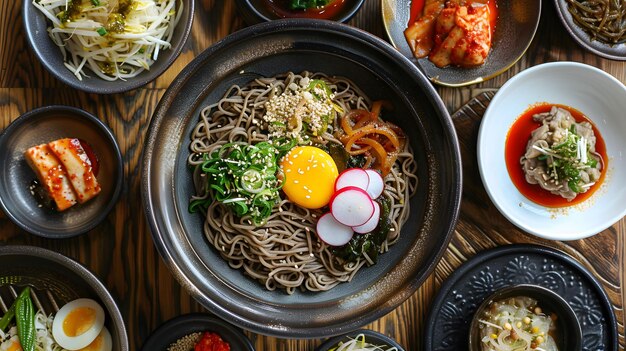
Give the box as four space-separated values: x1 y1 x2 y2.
235 0 366 24
0 245 130 351
22 0 196 94
139 313 255 351
141 18 462 338
424 243 618 351
315 329 405 351
0 105 124 238
468 283 583 351
553 0 626 61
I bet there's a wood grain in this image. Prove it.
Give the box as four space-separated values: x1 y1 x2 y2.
0 0 624 350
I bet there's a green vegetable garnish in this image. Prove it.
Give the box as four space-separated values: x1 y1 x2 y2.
7 287 35 351
96 27 107 36
290 0 332 10
190 140 295 225
91 0 100 6
16 291 35 351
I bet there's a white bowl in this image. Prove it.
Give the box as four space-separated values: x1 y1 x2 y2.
478 62 626 240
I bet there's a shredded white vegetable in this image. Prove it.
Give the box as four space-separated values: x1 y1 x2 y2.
0 311 67 351
477 297 558 351
329 334 399 351
32 0 182 81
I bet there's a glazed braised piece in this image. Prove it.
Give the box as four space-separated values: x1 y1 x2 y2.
478 297 558 351
520 106 603 202
404 0 493 68
24 138 101 211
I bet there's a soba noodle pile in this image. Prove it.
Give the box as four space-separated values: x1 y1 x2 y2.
188 72 418 294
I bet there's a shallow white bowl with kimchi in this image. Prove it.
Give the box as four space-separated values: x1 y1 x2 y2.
478 61 626 240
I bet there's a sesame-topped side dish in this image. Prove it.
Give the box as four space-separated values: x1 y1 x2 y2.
187 71 418 294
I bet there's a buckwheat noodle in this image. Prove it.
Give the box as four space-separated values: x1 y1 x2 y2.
188 72 418 294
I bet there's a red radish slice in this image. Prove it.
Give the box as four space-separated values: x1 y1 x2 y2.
334 168 370 192
352 201 380 234
316 212 354 246
329 186 375 227
365 169 384 199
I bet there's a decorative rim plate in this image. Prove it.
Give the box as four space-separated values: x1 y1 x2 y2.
381 0 541 87
424 244 617 351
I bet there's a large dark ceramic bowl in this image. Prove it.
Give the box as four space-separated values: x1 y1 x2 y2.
382 0 541 87
0 106 123 238
0 245 129 351
142 19 461 338
236 0 365 24
23 0 194 94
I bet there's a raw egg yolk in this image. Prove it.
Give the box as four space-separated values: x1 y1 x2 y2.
63 307 96 337
280 146 338 209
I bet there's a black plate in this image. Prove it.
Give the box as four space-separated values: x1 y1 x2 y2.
0 245 129 351
424 244 618 351
142 19 461 338
554 0 626 60
316 329 405 351
140 314 255 351
235 0 365 24
382 0 541 87
0 106 123 238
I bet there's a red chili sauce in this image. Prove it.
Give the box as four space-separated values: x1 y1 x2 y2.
505 103 608 207
194 332 230 351
78 139 100 177
408 0 498 34
261 0 347 19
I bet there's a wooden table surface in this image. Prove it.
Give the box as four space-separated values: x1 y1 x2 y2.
1 1 624 350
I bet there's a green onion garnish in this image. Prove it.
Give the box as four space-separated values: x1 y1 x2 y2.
96 27 107 36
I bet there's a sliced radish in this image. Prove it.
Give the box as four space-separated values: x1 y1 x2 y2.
329 186 375 227
316 212 354 246
365 169 384 199
352 201 380 234
334 168 369 192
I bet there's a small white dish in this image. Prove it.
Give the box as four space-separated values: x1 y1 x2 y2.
478 62 626 240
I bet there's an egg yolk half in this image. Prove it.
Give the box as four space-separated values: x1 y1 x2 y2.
63 307 96 337
6 340 22 351
280 146 338 209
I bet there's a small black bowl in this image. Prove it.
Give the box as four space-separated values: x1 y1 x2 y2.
22 0 195 93
235 0 365 24
140 313 255 351
469 284 582 351
0 105 123 238
0 245 129 351
316 330 405 351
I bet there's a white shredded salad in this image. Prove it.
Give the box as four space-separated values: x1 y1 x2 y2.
478 297 558 351
329 333 399 351
0 311 67 351
32 0 183 81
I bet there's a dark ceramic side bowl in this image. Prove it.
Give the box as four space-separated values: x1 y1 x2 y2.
316 330 405 351
140 314 255 351
22 0 194 94
0 245 129 351
235 0 365 24
0 106 123 238
469 284 582 351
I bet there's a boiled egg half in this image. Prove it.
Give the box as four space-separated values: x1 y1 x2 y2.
280 146 339 209
0 335 22 351
52 298 106 351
